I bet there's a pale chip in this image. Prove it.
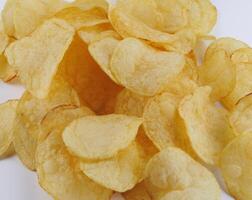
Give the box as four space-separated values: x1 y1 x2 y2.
5 18 75 99
110 38 185 96
36 105 112 200
220 132 252 200
63 114 142 160
0 100 18 158
177 86 235 165
144 147 221 200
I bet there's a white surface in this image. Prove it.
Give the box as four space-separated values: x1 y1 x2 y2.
0 0 251 199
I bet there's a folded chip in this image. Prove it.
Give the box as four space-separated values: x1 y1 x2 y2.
63 114 142 160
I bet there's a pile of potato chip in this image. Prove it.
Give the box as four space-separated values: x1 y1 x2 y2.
1 0 252 200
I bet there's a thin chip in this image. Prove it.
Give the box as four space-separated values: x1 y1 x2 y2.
5 18 75 99
14 78 80 170
36 105 112 200
0 100 18 158
144 147 221 200
220 132 252 200
110 38 185 96
177 86 235 165
63 114 142 160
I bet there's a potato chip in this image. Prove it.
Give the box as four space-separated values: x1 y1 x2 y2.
144 147 221 200
177 86 235 165
205 37 249 59
78 23 120 44
110 38 185 96
55 7 109 30
0 100 18 158
2 0 67 39
70 0 108 12
60 34 122 114
36 105 112 200
5 18 75 99
39 105 94 142
143 92 181 150
14 78 80 170
115 89 149 117
230 94 252 135
220 132 252 200
199 49 236 100
222 48 252 109
80 141 147 192
88 36 120 83
63 114 142 160
123 182 151 200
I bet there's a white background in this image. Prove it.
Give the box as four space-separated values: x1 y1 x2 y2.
0 0 251 199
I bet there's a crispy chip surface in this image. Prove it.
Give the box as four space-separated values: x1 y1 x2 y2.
144 147 221 200
177 86 235 165
0 100 18 158
37 105 112 200
220 132 252 200
63 114 142 160
14 78 79 170
5 18 75 99
110 38 185 96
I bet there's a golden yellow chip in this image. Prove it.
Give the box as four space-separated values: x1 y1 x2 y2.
220 132 252 200
63 114 142 160
123 182 151 200
222 48 252 109
60 35 122 114
36 105 112 200
205 37 249 59
80 141 147 192
70 0 108 12
144 147 221 200
55 7 109 30
78 23 120 44
0 100 18 158
199 49 236 100
177 86 235 165
5 18 75 99
230 94 252 135
88 36 120 83
143 92 181 150
14 78 80 170
110 38 185 96
115 89 149 117
2 0 67 39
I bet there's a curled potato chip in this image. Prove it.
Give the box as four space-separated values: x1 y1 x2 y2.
78 23 120 44
14 78 80 170
88 36 120 83
222 48 252 109
70 0 108 12
0 100 18 158
220 132 252 200
199 49 236 100
110 38 185 96
2 0 66 39
144 147 221 200
55 7 109 30
143 92 181 150
123 182 151 200
115 89 149 117
205 37 249 59
36 105 112 200
5 18 75 99
177 86 235 165
230 95 252 135
61 34 122 114
80 141 147 192
63 114 142 160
